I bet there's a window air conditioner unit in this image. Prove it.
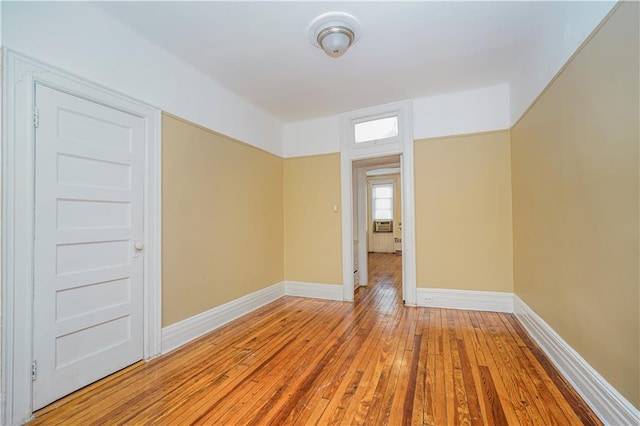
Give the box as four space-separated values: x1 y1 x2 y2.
374 220 393 233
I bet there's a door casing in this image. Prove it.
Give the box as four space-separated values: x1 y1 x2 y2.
1 50 162 426
340 100 417 305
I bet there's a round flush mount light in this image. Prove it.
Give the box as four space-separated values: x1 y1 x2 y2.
308 12 361 58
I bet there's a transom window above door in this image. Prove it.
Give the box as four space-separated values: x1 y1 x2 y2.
341 100 410 157
355 116 399 144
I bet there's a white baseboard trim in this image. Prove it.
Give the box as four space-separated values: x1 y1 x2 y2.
416 288 513 313
285 281 344 301
514 296 639 425
161 281 285 355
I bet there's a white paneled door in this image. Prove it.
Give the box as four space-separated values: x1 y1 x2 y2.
32 84 145 410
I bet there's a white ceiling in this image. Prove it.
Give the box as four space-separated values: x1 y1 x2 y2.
97 1 595 123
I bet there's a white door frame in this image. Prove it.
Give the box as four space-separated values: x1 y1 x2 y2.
356 167 368 288
340 100 417 305
1 50 162 426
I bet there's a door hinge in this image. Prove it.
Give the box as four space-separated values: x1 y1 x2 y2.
32 360 37 381
33 107 40 128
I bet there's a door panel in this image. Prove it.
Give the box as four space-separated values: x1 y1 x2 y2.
33 84 145 410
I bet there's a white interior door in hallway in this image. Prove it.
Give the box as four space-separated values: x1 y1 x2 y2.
32 84 145 410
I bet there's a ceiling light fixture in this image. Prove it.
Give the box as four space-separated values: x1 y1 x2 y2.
308 12 361 59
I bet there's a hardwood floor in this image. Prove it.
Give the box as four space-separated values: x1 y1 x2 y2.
32 253 601 425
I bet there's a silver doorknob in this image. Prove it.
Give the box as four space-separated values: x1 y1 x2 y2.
134 241 144 251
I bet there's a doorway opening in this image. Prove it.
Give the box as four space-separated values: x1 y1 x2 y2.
339 99 416 306
351 155 404 303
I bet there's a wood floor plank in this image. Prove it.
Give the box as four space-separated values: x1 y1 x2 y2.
468 310 529 425
336 311 395 423
30 253 602 426
493 314 575 426
458 310 493 426
479 365 510 426
432 308 449 426
456 334 483 425
237 313 358 424
348 295 404 424
442 309 458 425
410 309 429 425
479 311 549 425
502 314 603 426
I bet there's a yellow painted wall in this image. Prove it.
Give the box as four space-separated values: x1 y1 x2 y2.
511 2 639 407
284 154 342 284
414 131 514 292
162 114 284 326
